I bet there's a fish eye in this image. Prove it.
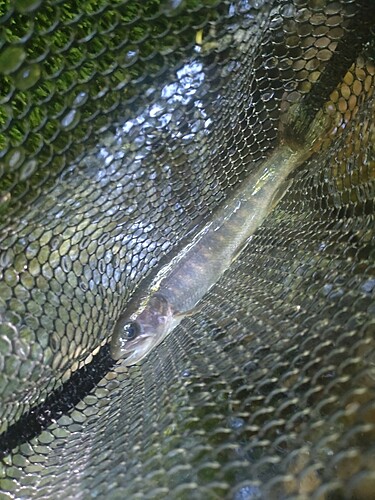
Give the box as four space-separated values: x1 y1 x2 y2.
123 321 141 341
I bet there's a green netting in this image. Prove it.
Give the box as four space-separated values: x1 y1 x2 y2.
0 1 374 498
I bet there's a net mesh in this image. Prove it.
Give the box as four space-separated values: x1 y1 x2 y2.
0 0 374 498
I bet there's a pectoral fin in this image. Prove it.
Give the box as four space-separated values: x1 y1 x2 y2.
270 179 293 210
174 300 205 320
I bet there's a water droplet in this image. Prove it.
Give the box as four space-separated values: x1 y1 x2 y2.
79 236 90 250
14 63 41 90
97 233 110 246
72 91 88 107
50 332 60 353
61 255 72 273
98 259 106 275
322 283 333 296
262 91 274 102
228 416 245 430
361 278 375 294
79 279 88 292
0 248 14 268
61 109 80 129
6 148 25 169
233 484 262 500
0 47 26 75
0 192 11 205
124 49 138 65
20 159 37 180
50 235 62 251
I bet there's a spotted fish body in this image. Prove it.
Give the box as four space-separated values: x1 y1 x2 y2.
110 111 328 365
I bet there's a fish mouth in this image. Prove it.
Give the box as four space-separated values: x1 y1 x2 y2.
121 336 156 366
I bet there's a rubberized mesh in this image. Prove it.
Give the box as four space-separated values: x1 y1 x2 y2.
0 0 374 498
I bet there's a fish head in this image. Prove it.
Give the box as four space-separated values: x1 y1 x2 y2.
110 293 174 365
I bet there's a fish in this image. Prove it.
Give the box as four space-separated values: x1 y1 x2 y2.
110 108 330 365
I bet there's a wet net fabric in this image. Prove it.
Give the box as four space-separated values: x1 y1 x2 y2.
0 0 374 498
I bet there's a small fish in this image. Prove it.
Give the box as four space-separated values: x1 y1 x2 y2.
111 109 329 365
